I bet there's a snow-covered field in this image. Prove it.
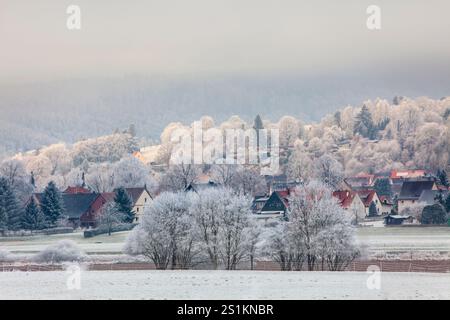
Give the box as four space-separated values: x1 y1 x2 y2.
0 231 128 255
0 270 449 300
1 227 450 261
358 227 450 257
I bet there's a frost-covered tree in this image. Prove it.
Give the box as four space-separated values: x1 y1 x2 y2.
72 133 138 166
0 159 33 205
286 181 359 271
124 192 198 269
210 164 237 187
313 154 343 189
160 164 201 192
113 156 154 189
278 116 301 147
231 165 267 196
85 163 115 193
286 141 313 183
266 222 305 271
315 223 360 271
400 202 426 221
189 188 256 270
40 181 65 227
98 202 125 236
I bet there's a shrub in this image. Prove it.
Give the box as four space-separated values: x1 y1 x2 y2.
0 249 13 262
84 223 136 238
33 240 87 263
421 204 447 225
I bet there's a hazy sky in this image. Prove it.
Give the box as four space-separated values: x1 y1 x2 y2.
1 0 450 83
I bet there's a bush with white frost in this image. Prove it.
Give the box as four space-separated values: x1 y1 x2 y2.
33 240 87 263
0 249 14 262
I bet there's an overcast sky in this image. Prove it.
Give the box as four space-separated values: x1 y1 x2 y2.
1 0 450 83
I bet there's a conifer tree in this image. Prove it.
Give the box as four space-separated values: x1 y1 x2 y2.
40 181 65 227
0 177 22 230
354 105 375 139
437 169 449 187
22 197 47 230
114 187 134 223
368 202 378 217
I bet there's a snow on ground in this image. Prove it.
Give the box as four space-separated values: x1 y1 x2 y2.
0 270 449 300
1 227 450 262
357 227 450 254
0 231 129 255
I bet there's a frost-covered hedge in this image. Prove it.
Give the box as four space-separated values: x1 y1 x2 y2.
84 223 136 238
33 240 87 263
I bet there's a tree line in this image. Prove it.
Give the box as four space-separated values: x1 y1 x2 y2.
124 181 360 271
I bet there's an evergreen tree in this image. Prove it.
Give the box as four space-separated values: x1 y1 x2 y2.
30 171 36 188
368 202 378 217
40 181 65 227
353 105 375 139
374 178 392 197
443 108 450 120
437 169 449 187
391 195 399 214
22 197 47 230
445 194 450 213
334 111 342 128
0 177 22 230
114 187 134 223
435 191 445 206
0 178 9 230
253 115 264 130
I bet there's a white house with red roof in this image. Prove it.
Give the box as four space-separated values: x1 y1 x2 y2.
332 190 366 223
356 189 383 216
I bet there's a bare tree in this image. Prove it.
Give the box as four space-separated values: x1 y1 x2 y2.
98 202 124 236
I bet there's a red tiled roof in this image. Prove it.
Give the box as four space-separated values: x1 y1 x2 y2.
356 189 377 207
332 190 357 209
379 195 393 205
390 169 427 179
64 186 91 194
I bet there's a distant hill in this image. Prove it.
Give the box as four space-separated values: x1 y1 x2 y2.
1 73 449 158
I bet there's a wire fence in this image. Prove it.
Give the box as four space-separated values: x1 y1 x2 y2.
2 260 450 273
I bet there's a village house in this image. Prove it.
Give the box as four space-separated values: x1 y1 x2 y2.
356 189 383 216
31 191 98 228
379 195 394 215
417 189 449 207
264 174 299 194
252 190 289 219
397 179 437 213
344 173 376 189
332 190 366 222
31 186 152 228
120 187 153 222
